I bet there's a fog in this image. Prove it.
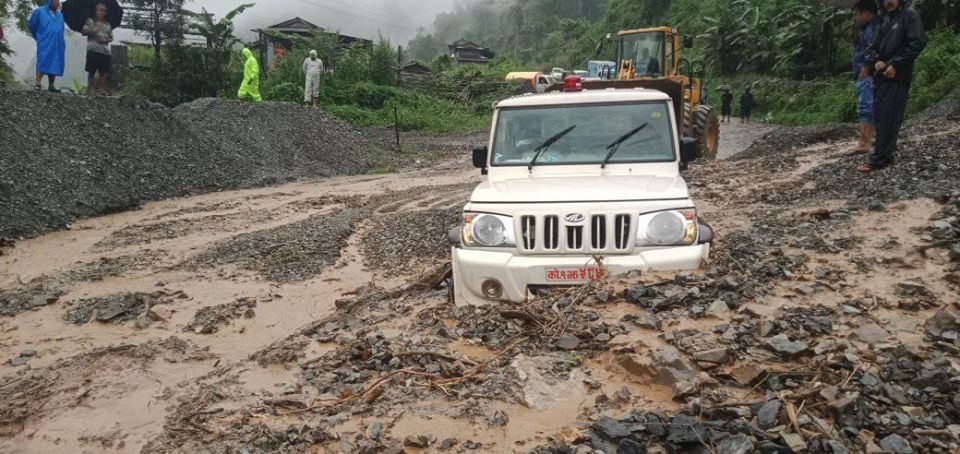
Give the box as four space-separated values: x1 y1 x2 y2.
5 0 457 85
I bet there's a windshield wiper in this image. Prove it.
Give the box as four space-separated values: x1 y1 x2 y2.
601 123 648 169
528 125 577 172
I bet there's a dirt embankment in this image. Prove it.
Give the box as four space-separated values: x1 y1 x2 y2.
0 90 374 241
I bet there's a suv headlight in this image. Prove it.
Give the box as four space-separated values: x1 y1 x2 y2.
462 213 516 247
637 209 697 246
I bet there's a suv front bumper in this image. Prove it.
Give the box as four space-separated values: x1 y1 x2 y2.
452 245 709 306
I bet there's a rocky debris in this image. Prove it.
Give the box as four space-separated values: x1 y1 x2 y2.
907 89 960 124
924 305 960 341
0 253 161 317
189 209 364 282
732 123 856 161
765 334 809 358
805 127 960 207
853 322 891 345
94 209 278 251
184 298 258 334
0 89 373 241
513 354 587 411
923 193 960 265
879 434 914 454
361 207 462 273
64 290 187 325
619 344 700 398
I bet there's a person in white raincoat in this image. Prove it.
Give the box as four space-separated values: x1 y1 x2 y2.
303 50 324 107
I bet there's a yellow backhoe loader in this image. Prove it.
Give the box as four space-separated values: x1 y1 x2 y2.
559 27 721 160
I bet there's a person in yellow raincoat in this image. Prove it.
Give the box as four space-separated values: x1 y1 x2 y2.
237 48 262 102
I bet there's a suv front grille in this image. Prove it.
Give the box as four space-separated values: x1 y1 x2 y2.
518 213 634 254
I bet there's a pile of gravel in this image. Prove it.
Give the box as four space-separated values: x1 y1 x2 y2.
188 209 365 283
0 89 371 241
362 207 461 273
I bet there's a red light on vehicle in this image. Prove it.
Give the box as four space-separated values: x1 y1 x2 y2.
564 75 583 92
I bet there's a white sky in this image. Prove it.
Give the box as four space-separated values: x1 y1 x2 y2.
4 0 457 85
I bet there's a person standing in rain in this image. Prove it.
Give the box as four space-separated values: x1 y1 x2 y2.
28 0 65 92
82 2 113 95
857 0 926 173
720 89 733 123
851 0 879 154
237 48 262 103
739 88 755 123
302 49 324 108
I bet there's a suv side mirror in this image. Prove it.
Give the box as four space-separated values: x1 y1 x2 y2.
472 145 488 169
680 138 698 169
683 35 694 49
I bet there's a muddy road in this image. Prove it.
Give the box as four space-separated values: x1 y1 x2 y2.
1 120 958 453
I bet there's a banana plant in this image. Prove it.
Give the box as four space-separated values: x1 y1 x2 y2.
191 3 254 50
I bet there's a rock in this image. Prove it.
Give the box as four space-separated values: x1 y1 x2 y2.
717 434 755 454
626 286 656 303
757 441 792 454
705 299 730 318
755 399 782 430
367 421 381 440
403 435 429 448
765 334 809 357
557 334 581 350
780 432 807 452
924 307 960 339
828 392 860 416
854 323 890 345
592 417 632 440
9 357 28 367
487 410 508 427
595 332 611 342
878 434 913 454
513 354 589 411
693 348 731 365
616 438 646 454
19 349 38 358
635 311 659 330
666 416 709 445
795 285 817 296
617 345 699 397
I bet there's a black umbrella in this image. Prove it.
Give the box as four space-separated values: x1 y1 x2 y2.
61 0 123 33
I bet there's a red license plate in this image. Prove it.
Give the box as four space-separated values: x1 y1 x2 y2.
545 267 606 282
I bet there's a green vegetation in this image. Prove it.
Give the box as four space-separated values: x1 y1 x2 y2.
257 32 515 133
409 0 960 126
714 28 960 125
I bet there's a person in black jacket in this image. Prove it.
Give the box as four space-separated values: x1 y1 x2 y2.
857 0 926 173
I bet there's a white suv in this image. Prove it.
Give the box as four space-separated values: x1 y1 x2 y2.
450 84 713 306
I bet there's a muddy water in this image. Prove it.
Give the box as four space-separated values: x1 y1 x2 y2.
0 160 480 453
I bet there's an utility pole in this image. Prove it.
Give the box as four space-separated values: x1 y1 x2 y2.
394 45 402 152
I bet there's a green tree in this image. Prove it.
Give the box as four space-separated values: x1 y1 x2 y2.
126 0 190 60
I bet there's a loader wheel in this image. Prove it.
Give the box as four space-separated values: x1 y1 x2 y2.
692 105 720 160
682 103 720 161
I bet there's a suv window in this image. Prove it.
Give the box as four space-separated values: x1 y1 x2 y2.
492 102 674 167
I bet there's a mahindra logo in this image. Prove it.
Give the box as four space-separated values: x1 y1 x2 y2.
564 213 586 223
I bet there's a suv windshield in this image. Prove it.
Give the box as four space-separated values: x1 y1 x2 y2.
492 102 674 167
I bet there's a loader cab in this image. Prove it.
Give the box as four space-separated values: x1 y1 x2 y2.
616 27 703 108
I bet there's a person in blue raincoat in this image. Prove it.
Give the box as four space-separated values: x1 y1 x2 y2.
28 0 66 92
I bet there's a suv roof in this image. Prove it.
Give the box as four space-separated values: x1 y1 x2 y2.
496 88 671 109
